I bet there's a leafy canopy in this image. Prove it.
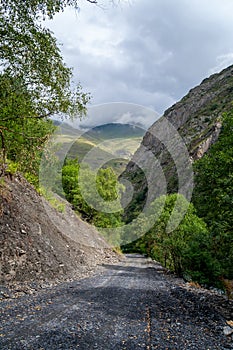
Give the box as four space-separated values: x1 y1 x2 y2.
61 158 124 231
122 194 221 286
193 111 233 279
0 0 91 121
0 0 94 178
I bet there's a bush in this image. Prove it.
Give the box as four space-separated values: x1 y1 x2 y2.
193 111 233 280
128 194 221 286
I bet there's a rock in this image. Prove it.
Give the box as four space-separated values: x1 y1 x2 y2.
223 326 233 336
121 64 233 208
226 320 233 327
0 291 10 298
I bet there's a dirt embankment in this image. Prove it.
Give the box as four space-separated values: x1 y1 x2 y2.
0 174 119 287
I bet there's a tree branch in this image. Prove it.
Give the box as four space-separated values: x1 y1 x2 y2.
0 112 54 122
0 129 6 165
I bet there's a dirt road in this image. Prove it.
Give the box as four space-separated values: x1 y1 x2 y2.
0 254 232 349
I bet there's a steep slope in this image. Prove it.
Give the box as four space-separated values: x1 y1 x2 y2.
121 65 233 216
0 174 118 285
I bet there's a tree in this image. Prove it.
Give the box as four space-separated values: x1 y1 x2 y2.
124 194 220 286
62 158 123 229
0 0 93 175
0 0 92 119
193 111 233 279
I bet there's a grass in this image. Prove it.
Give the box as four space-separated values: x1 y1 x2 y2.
39 187 66 213
66 136 143 177
53 124 144 179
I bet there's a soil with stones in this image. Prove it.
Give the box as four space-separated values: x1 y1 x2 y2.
1 254 233 350
0 174 119 286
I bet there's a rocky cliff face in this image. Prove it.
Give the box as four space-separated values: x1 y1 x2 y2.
121 65 233 217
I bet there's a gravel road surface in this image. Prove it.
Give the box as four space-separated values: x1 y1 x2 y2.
1 254 232 349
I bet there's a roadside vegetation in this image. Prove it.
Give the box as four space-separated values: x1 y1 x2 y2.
0 0 91 185
122 111 233 294
61 158 124 230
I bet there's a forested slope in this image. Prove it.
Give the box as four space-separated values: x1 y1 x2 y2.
121 66 233 292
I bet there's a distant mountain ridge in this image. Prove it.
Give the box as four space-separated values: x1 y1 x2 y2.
53 121 145 140
83 123 145 141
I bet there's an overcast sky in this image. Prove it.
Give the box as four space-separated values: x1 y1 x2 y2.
47 0 233 128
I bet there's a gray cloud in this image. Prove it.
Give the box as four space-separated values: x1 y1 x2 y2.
47 0 233 128
71 103 160 130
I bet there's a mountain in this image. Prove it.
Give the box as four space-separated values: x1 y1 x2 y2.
84 123 145 140
66 123 145 176
121 64 233 218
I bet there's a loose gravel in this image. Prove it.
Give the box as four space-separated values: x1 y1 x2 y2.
0 254 233 349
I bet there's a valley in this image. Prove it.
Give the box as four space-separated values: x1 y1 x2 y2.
1 2 233 349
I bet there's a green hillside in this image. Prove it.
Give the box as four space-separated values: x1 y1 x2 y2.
85 123 145 140
66 123 144 175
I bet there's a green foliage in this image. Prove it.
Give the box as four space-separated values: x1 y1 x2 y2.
123 194 220 286
61 158 123 230
96 167 119 202
0 2 90 119
40 187 66 213
0 91 56 183
4 160 18 175
1 0 97 21
0 0 91 183
193 111 233 279
123 111 233 289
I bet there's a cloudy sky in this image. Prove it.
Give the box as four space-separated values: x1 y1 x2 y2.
47 0 233 128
